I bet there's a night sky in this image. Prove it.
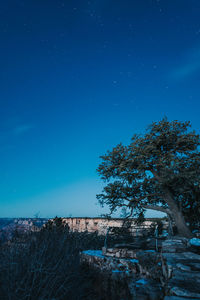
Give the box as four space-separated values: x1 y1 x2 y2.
1 0 200 218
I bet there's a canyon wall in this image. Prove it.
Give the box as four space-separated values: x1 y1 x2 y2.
62 217 167 235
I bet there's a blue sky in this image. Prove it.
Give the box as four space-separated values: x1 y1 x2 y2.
0 0 200 218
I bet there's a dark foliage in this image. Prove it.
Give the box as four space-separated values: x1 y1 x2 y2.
0 219 105 300
97 118 200 237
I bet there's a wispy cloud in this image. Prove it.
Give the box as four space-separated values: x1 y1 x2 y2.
0 121 34 150
13 124 34 136
0 123 34 152
171 46 200 80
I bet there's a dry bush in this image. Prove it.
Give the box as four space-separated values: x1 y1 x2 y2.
0 220 104 300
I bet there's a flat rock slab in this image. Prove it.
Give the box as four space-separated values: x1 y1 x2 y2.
176 263 191 271
81 249 140 273
162 252 200 275
170 286 200 299
172 269 200 280
162 251 200 299
162 252 200 264
164 297 199 300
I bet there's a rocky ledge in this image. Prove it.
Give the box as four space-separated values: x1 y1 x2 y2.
162 238 200 300
81 237 200 300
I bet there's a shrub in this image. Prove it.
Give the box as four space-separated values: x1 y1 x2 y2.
0 222 104 300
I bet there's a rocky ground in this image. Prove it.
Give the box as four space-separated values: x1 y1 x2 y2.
81 236 200 300
162 238 200 300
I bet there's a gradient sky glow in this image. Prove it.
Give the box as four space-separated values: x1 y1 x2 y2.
1 0 200 218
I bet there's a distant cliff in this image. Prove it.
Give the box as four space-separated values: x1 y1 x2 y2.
0 218 47 242
62 217 167 235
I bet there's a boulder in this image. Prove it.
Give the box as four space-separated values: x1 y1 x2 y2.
189 238 200 254
189 238 200 247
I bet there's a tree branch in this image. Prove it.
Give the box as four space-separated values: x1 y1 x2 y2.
141 204 171 215
150 169 162 182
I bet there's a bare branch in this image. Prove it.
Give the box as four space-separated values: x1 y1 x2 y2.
141 204 171 215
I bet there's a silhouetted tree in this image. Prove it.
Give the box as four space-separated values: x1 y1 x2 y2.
97 118 200 238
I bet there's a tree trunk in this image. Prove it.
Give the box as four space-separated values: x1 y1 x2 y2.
151 171 193 238
167 214 173 237
171 209 193 238
163 192 193 238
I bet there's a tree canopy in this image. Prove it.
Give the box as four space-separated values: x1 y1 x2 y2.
97 118 200 238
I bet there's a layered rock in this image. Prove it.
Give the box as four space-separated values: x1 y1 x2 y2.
162 238 200 299
81 248 163 299
81 237 200 299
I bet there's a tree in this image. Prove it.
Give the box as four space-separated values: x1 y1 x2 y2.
97 118 200 238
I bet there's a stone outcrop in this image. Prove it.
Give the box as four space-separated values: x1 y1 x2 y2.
81 236 200 299
81 248 164 299
161 238 200 299
81 249 140 273
162 237 189 253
